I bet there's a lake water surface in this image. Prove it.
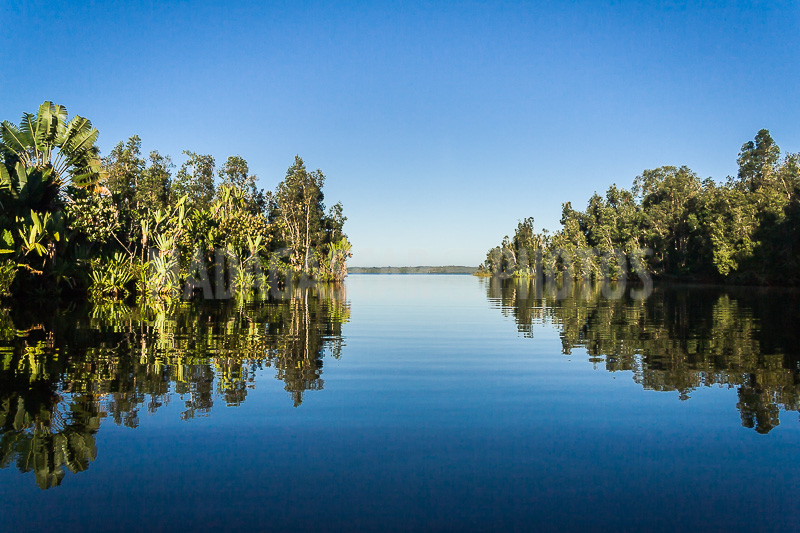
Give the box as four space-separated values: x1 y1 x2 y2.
2 275 799 531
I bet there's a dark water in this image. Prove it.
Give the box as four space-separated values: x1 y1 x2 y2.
1 275 799 531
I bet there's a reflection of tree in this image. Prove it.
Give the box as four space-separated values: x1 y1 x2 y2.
267 284 347 406
0 344 101 490
0 400 100 490
483 277 800 433
0 283 349 488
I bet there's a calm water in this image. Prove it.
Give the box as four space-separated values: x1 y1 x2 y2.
1 275 799 531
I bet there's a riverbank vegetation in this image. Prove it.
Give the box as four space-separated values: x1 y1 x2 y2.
0 102 351 301
479 130 800 285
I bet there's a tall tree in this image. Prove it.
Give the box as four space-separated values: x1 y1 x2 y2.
172 151 215 210
736 129 781 193
139 151 172 210
0 101 105 288
323 202 347 243
633 166 703 275
707 130 797 280
105 135 146 212
272 156 326 272
217 155 263 212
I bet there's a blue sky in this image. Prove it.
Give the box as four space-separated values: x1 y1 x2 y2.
2 0 798 266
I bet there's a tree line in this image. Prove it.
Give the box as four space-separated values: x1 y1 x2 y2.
479 129 800 285
0 101 351 300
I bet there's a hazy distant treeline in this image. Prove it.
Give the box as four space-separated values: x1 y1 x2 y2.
350 266 477 274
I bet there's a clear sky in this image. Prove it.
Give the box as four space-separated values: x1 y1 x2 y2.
2 0 798 266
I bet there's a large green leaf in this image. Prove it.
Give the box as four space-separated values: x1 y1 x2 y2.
34 101 54 148
0 121 30 158
0 164 11 190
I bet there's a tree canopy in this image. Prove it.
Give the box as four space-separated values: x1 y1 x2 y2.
0 101 351 300
480 129 800 285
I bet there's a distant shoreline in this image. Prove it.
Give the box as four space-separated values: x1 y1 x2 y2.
348 266 477 274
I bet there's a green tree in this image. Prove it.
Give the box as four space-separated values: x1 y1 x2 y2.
140 150 172 210
0 102 105 291
633 166 704 275
103 138 175 262
0 101 105 199
736 129 781 193
323 201 347 244
217 155 263 211
105 135 146 212
172 151 215 211
705 130 799 281
551 206 594 278
271 156 327 272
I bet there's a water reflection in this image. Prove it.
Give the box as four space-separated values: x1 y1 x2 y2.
0 284 348 488
483 277 800 434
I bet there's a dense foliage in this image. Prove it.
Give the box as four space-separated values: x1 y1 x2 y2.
0 102 351 301
480 129 800 285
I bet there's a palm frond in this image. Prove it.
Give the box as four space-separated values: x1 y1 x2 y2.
34 101 55 148
2 101 103 198
1 121 32 163
70 159 106 190
61 117 98 164
52 103 68 143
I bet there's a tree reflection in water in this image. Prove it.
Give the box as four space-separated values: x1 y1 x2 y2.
483 277 800 434
0 283 348 488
